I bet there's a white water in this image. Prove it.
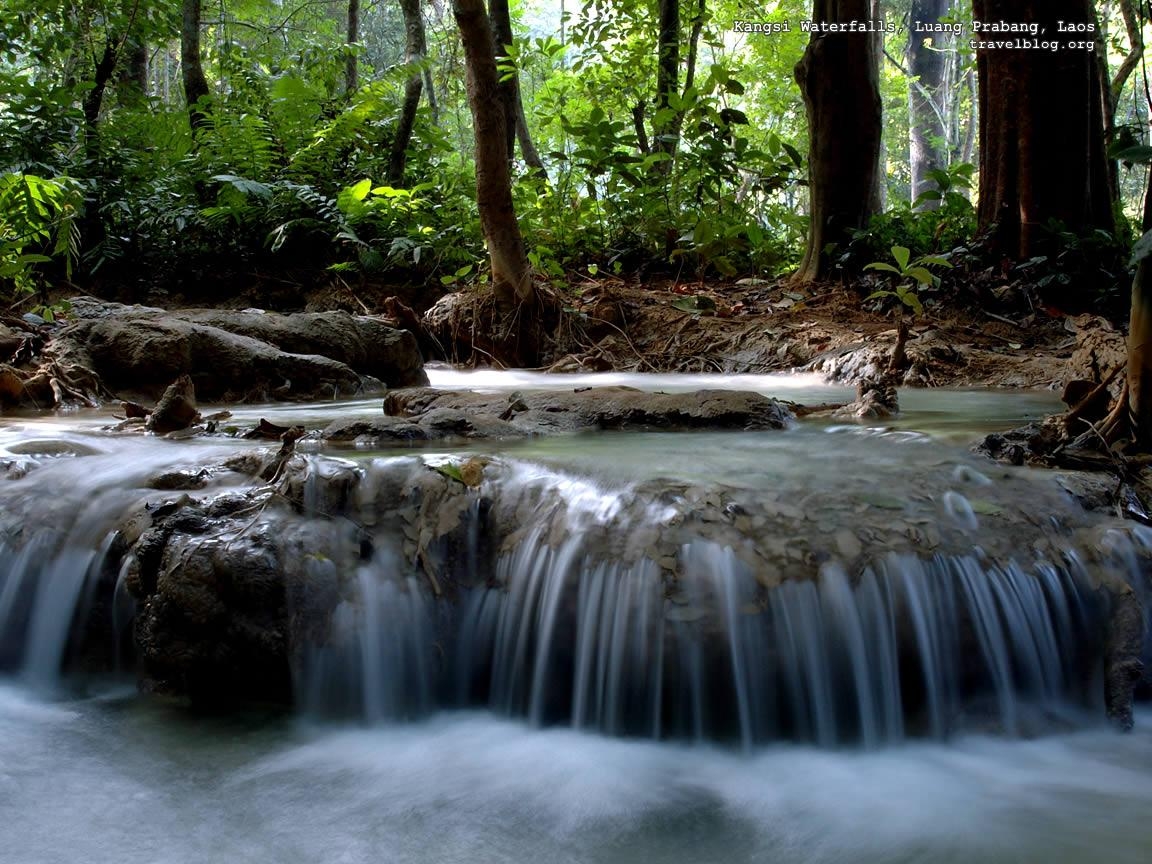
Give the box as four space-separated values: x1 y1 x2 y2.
0 373 1146 862
0 686 1150 864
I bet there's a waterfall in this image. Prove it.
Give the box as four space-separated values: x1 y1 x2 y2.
0 446 1145 745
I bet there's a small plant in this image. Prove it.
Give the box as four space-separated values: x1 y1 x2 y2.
864 245 952 315
0 172 82 318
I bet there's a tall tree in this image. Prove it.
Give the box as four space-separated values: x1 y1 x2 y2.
792 0 883 283
452 0 533 315
180 0 210 134
345 0 360 96
973 0 1112 259
652 0 680 166
488 0 546 176
387 0 427 185
907 0 954 209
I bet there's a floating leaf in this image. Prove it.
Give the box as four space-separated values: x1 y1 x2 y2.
862 493 905 510
433 463 465 484
969 500 1003 516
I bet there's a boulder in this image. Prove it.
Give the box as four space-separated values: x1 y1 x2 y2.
41 298 428 403
382 386 794 435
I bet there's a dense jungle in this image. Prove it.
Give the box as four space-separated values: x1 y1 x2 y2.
4 3 1152 864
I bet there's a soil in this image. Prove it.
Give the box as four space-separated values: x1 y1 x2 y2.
43 273 1124 397
416 275 1114 391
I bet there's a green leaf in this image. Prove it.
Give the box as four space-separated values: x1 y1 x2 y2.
905 266 936 286
900 292 924 315
891 245 911 271
348 178 372 202
1110 144 1152 164
864 262 901 274
434 462 465 484
915 255 953 269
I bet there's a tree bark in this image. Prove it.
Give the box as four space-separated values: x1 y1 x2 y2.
1127 167 1152 448
488 0 545 176
974 0 1112 260
652 0 680 167
907 0 953 209
388 0 428 185
82 39 119 156
346 0 360 96
117 37 149 105
452 0 533 311
180 0 211 135
793 0 883 283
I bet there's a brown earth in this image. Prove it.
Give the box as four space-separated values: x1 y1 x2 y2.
418 277 1119 391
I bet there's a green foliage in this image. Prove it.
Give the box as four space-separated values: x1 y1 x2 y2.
0 172 81 312
864 245 953 316
841 163 977 274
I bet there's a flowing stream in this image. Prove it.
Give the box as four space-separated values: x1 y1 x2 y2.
0 370 1149 863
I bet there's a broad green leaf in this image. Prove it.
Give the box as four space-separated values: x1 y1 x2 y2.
1111 144 1152 164
864 262 901 274
916 256 953 268
891 245 911 271
905 266 936 286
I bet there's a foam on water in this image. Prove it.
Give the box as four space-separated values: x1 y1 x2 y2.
0 689 1150 864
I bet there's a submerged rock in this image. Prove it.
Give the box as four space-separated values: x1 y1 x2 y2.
381 386 794 435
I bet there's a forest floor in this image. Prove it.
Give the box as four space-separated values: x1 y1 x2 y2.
269 275 1118 392
76 272 1124 394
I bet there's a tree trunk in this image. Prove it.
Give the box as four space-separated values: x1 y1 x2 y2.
974 0 1112 260
388 0 427 185
652 0 680 167
793 0 883 283
117 38 149 105
907 0 952 209
181 0 211 135
1127 168 1152 448
82 39 119 156
346 0 360 96
452 0 533 312
488 0 545 176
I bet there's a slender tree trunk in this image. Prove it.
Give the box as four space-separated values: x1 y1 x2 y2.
117 37 149 105
1127 168 1152 447
452 0 533 311
907 0 952 209
180 0 211 135
488 0 545 175
346 0 360 96
82 39 119 156
793 0 883 283
974 0 1112 260
388 0 428 185
653 0 680 167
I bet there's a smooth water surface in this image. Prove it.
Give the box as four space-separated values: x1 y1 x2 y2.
0 686 1149 864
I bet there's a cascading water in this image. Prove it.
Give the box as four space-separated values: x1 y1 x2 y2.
282 452 1137 745
3 385 1151 864
0 419 1145 747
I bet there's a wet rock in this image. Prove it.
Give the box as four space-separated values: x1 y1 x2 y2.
1104 586 1145 731
321 417 429 443
171 308 427 388
146 374 200 434
383 386 793 435
132 518 295 706
43 299 428 404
